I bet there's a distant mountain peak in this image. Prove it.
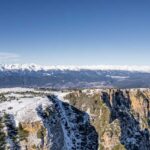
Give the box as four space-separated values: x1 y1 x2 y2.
0 64 150 72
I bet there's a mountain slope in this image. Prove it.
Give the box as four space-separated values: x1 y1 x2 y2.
1 64 150 88
65 89 150 150
0 88 149 150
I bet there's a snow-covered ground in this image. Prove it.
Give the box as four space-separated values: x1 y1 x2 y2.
0 96 50 125
0 88 98 149
0 88 69 126
0 88 36 93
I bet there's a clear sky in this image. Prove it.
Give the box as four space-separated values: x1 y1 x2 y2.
0 0 150 65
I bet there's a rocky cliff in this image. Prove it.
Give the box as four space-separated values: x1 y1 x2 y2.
0 88 149 150
65 89 150 150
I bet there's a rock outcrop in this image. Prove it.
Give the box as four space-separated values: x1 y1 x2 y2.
65 89 150 150
0 88 149 150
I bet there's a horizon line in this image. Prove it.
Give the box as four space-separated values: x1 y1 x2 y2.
1 64 150 73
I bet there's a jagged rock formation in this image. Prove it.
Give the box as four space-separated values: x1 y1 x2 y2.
47 95 98 150
0 88 149 150
65 89 150 150
0 89 98 150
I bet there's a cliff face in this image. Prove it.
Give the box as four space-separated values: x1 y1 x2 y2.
0 88 149 150
65 89 150 150
0 89 98 150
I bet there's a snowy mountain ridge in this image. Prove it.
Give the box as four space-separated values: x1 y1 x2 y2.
1 64 150 89
1 64 150 72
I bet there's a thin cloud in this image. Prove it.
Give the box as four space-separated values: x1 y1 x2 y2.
0 52 20 63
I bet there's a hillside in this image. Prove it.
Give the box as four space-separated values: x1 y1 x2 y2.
0 88 149 150
1 64 150 88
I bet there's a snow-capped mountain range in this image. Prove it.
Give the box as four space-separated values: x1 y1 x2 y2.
1 64 150 88
1 64 150 72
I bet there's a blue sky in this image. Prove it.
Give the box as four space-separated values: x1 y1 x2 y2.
0 0 150 65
